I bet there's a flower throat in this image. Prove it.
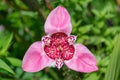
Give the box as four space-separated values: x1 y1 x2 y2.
44 32 75 60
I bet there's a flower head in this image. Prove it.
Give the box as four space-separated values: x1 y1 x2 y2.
22 6 98 72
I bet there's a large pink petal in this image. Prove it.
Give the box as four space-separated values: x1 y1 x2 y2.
44 6 72 35
65 44 98 72
22 41 53 72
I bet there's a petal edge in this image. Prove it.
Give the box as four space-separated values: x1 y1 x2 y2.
65 44 98 72
22 41 53 72
44 6 72 35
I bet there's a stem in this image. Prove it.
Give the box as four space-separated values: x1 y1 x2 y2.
21 0 46 22
43 0 53 10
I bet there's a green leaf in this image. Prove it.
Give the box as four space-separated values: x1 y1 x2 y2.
6 57 22 67
0 59 15 75
0 33 13 56
104 34 120 80
78 25 92 34
104 27 120 36
84 73 99 80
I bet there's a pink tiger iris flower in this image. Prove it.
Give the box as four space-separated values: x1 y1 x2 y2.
22 6 98 72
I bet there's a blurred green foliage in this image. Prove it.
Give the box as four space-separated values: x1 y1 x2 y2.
104 34 120 80
0 0 120 80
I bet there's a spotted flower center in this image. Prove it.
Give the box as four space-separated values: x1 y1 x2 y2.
43 32 75 68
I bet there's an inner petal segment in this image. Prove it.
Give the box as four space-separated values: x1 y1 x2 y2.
44 32 75 68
